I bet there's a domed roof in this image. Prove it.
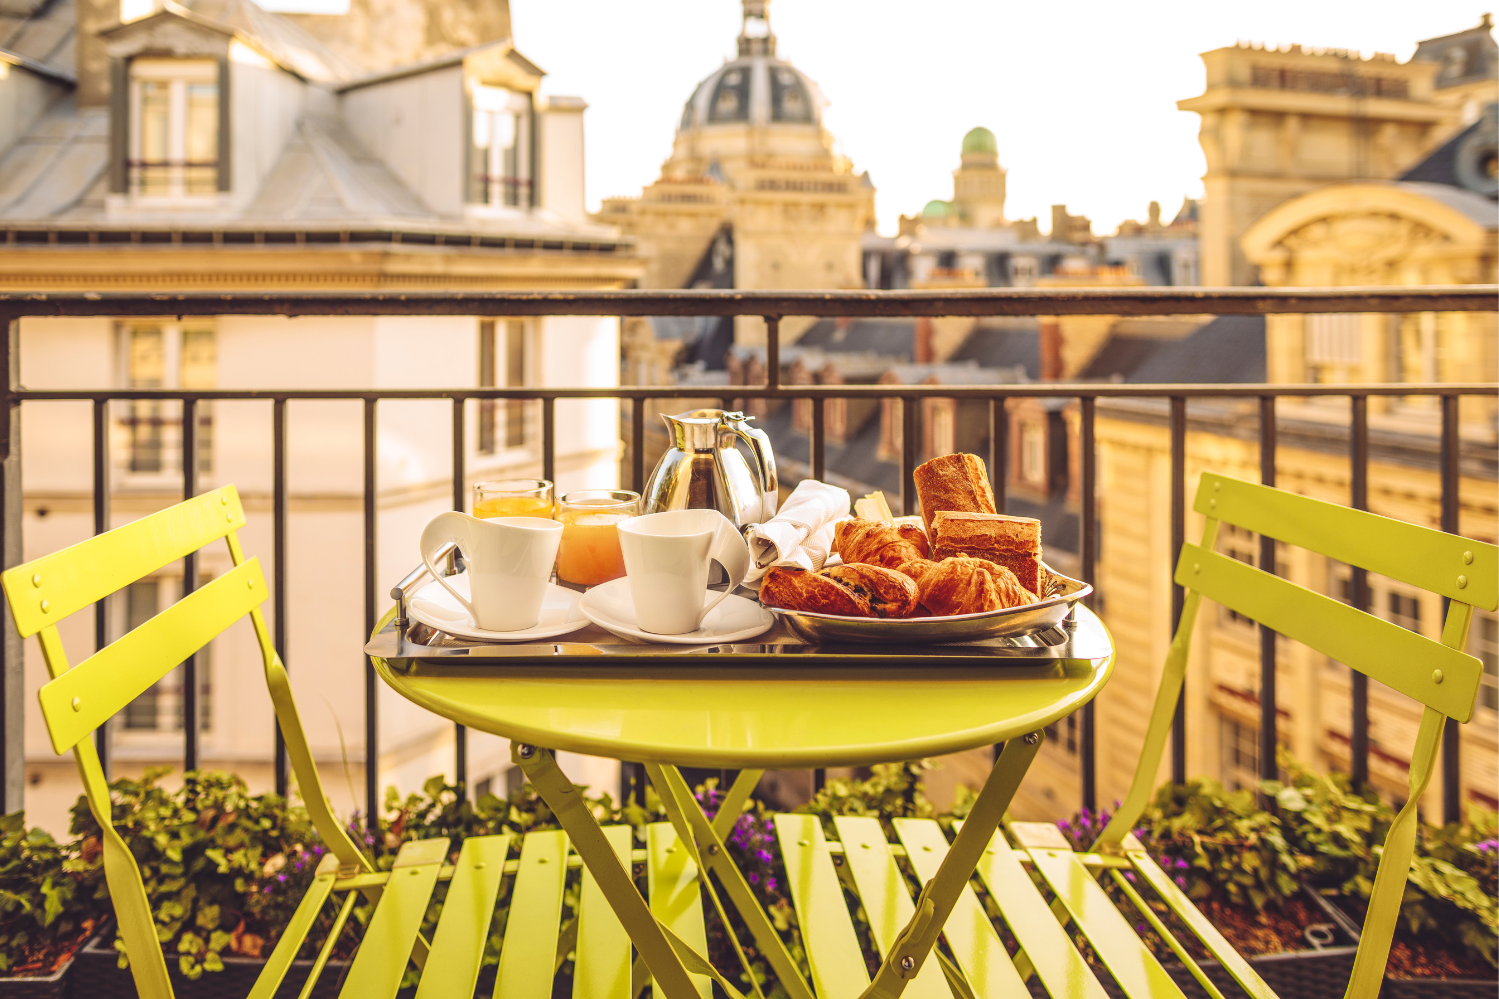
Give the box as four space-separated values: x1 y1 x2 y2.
677 1 825 132
962 127 997 155
921 199 953 218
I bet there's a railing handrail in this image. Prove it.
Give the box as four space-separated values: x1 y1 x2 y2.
0 285 1494 318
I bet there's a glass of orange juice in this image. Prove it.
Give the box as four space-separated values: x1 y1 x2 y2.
556 490 639 586
474 479 554 519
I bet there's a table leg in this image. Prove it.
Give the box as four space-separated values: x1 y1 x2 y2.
646 764 818 999
511 744 705 999
859 731 1045 999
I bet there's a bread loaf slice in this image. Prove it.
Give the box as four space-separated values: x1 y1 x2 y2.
930 511 1045 596
913 453 996 533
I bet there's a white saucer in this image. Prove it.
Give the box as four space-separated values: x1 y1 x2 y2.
408 574 588 643
579 577 775 645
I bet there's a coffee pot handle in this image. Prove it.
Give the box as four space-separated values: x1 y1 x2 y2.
723 414 778 521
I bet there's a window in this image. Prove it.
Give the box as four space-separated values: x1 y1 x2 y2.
470 85 531 208
1020 421 1045 486
121 323 215 475
1305 313 1362 381
121 578 212 733
1471 610 1497 714
477 320 529 455
1219 715 1260 792
1386 590 1421 634
1044 713 1078 757
129 59 218 197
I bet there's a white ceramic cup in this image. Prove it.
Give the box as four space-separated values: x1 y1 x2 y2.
617 509 751 635
420 511 562 632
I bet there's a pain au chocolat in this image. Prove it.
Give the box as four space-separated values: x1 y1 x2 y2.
930 511 1046 597
761 564 919 619
912 453 996 534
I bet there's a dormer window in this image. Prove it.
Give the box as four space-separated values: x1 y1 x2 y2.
470 85 531 208
128 59 219 197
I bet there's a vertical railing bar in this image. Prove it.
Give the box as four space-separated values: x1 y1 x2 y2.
632 397 646 494
1348 395 1369 786
542 396 556 485
901 395 917 517
989 398 1007 514
181 396 199 771
0 317 18 815
810 395 825 482
765 317 780 390
363 398 378 826
451 397 467 800
1258 396 1278 788
1079 395 1096 812
92 399 111 777
272 397 288 798
1439 392 1461 823
1169 396 1186 784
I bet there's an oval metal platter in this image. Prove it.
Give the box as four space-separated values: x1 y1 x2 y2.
766 566 1092 645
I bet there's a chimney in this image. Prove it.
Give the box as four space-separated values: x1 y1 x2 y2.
1039 319 1063 380
75 0 116 107
914 317 934 364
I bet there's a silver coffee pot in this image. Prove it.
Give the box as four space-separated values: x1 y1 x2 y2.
641 409 778 531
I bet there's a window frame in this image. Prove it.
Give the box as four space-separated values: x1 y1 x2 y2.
127 57 221 200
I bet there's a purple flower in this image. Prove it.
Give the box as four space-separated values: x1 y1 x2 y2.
1475 839 1498 854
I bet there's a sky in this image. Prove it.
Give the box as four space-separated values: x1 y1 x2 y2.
503 1 1487 237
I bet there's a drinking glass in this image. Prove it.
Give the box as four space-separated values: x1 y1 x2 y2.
474 479 554 519
557 489 639 586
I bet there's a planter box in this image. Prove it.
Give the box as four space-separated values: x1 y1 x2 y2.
0 958 73 999
71 929 350 999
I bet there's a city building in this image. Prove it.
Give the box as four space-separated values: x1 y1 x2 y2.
0 0 640 830
1178 17 1496 286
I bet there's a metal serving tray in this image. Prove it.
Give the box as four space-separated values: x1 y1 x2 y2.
766 566 1092 645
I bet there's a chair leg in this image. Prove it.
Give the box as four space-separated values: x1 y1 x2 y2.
861 731 1044 999
513 745 703 999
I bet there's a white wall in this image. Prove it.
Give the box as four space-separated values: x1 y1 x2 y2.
340 66 464 216
537 99 586 225
540 315 620 495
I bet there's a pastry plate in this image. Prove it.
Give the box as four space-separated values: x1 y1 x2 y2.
766 566 1091 644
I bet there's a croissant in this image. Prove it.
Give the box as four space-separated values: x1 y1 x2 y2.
761 566 871 616
833 518 930 569
904 556 1038 616
822 564 920 618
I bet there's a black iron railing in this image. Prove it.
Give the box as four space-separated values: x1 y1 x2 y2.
0 287 1494 822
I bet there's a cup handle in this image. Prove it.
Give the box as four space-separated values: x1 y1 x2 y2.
697 517 752 628
420 512 478 624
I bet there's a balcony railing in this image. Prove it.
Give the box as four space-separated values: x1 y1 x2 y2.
1 286 1494 822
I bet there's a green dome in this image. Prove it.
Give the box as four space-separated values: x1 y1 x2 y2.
921 199 952 218
961 126 997 155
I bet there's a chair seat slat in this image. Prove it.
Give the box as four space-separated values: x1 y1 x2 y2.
339 838 450 999
833 817 949 999
494 829 570 999
647 822 712 999
248 855 340 999
1178 544 1481 721
1027 846 1186 999
414 835 511 999
574 825 634 999
893 818 1029 999
37 557 268 754
774 814 870 999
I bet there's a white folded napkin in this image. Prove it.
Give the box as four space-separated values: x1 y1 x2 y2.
744 479 851 585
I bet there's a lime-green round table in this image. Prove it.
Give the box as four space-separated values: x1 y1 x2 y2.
366 600 1113 999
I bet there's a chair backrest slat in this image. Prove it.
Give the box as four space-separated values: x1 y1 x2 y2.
494 830 570 999
572 825 634 999
645 822 712 999
338 838 450 999
1195 473 1497 609
896 818 1037 999
773 814 870 999
1178 544 1482 720
3 486 246 638
413 835 511 999
832 817 950 999
36 557 268 754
